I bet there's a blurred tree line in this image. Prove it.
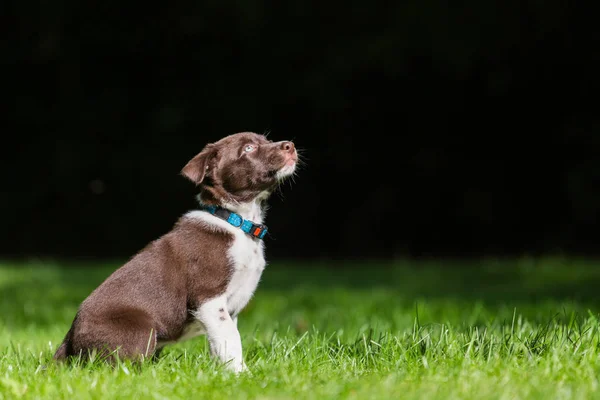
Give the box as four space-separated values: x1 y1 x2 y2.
3 1 599 260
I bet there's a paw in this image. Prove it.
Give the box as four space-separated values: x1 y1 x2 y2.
228 360 248 374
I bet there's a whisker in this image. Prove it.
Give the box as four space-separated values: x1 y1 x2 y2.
275 184 285 201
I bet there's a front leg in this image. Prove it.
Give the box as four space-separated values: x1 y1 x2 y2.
196 297 246 373
230 315 247 371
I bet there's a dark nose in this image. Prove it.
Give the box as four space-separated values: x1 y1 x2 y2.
281 141 295 153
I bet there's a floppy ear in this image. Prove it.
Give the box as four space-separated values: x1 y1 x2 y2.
181 145 216 185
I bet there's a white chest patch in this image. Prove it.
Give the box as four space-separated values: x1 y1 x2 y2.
223 231 266 316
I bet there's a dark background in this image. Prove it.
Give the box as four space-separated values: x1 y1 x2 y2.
3 1 599 261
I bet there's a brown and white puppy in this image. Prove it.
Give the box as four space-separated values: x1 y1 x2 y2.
53 132 298 372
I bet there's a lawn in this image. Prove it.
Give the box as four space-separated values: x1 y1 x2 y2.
2 257 600 399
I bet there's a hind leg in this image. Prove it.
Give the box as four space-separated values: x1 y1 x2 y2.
71 307 158 363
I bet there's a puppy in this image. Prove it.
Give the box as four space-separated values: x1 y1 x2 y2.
54 132 298 372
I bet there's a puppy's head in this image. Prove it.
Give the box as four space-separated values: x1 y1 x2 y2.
181 132 298 204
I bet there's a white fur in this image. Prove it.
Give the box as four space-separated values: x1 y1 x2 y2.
173 199 267 372
276 163 296 181
194 296 246 372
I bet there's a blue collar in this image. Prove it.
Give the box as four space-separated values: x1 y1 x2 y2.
200 204 268 240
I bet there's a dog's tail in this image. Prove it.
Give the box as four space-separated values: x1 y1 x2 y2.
53 327 73 361
53 342 67 361
53 342 67 360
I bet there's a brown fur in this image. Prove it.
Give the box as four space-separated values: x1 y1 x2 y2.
55 220 232 361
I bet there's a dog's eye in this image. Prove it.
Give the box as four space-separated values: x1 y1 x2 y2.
244 145 256 153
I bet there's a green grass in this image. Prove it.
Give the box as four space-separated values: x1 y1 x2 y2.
2 257 600 399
